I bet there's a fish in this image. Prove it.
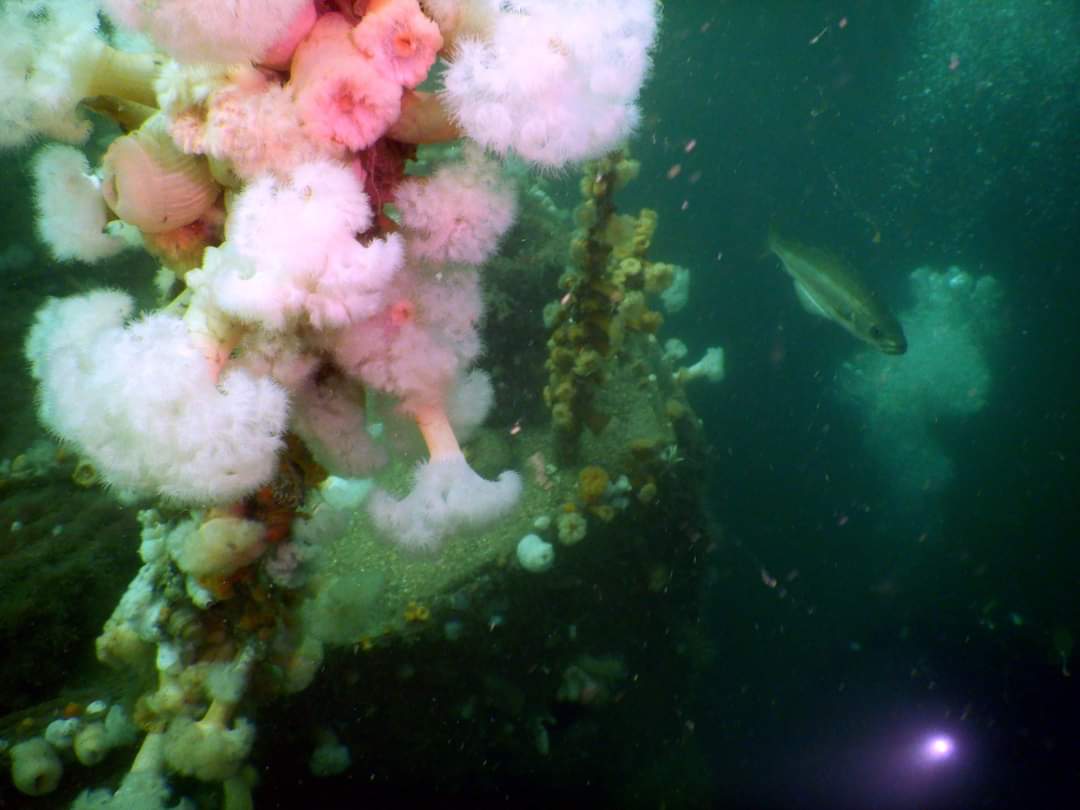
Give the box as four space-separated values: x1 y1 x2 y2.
767 227 907 355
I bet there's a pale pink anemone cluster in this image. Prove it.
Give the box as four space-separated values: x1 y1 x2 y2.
162 0 444 183
20 0 660 550
290 4 442 152
26 0 532 550
9 1 662 800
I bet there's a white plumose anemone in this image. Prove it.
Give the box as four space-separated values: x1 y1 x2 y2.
25 292 289 505
441 0 659 165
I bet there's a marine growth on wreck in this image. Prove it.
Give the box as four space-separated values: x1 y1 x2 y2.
0 2 722 806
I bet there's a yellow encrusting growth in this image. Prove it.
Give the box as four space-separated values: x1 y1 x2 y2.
543 150 675 461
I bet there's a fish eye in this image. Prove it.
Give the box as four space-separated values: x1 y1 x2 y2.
869 326 883 339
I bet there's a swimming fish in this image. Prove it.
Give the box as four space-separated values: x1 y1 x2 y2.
767 227 907 355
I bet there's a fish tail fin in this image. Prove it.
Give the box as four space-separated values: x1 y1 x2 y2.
758 222 779 261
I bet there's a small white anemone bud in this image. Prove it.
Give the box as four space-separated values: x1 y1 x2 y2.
73 722 110 766
516 533 554 573
10 737 62 796
44 718 79 750
663 338 688 365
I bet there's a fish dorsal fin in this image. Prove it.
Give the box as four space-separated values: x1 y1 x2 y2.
793 280 829 318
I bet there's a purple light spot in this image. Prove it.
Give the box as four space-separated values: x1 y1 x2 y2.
923 734 955 762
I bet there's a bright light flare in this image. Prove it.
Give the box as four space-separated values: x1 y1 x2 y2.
921 734 956 763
